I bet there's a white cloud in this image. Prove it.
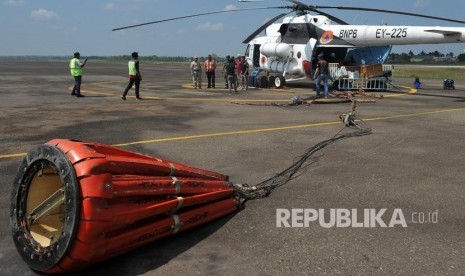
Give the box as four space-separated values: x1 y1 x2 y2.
103 3 116 11
175 29 185 35
195 22 224 31
413 0 431 9
31 9 59 20
224 5 236 11
4 0 24 6
159 29 186 40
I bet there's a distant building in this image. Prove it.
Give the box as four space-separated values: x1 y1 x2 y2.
410 55 435 62
433 56 457 62
410 55 457 62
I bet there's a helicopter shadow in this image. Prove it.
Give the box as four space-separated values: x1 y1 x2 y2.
66 212 238 276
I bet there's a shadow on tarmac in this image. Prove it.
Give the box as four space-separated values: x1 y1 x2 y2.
65 213 237 276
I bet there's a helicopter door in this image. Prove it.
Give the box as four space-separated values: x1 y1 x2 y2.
252 44 261 68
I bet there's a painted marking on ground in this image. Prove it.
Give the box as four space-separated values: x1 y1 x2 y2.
383 85 417 98
1 107 464 160
182 83 304 94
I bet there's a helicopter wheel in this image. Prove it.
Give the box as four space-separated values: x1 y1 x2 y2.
274 75 286 88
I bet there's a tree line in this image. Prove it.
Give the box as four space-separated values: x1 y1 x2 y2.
2 51 465 63
388 50 465 63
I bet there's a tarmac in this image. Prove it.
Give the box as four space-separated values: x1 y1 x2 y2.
0 60 464 275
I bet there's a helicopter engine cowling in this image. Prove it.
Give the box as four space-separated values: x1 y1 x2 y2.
260 42 292 59
262 58 301 75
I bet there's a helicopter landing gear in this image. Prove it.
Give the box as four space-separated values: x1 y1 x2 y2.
274 75 286 88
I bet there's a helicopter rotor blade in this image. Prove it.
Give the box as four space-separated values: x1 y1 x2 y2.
112 6 286 31
315 6 465 25
243 11 293 44
286 0 304 4
278 1 350 25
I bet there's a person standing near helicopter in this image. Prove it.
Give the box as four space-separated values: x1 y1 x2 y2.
314 53 329 98
204 54 217 88
240 55 249 91
222 55 230 89
226 56 237 94
235 54 243 88
190 56 202 89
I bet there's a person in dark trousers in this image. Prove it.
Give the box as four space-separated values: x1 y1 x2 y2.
226 56 237 94
235 54 243 88
240 56 249 91
222 55 230 89
69 52 88 97
314 53 329 98
122 52 142 100
204 54 217 88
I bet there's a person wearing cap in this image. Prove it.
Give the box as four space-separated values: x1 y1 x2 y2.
122 52 142 100
204 54 217 88
222 55 231 89
314 52 329 98
190 56 202 89
69 52 88 97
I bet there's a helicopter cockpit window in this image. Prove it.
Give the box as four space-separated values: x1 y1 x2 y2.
278 24 289 36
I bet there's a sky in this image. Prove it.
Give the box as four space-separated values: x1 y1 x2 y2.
1 0 465 57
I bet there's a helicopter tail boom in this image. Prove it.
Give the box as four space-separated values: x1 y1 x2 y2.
328 26 465 47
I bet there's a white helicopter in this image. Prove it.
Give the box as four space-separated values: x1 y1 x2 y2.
113 0 465 88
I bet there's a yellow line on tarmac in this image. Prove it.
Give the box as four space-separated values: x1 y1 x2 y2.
362 107 465 122
0 81 127 91
112 120 340 147
68 86 115 97
77 82 416 101
383 86 417 98
79 92 290 102
156 96 289 102
181 83 299 94
113 107 465 146
86 81 127 85
0 152 28 159
80 90 115 96
150 86 414 102
2 107 464 160
75 86 290 102
182 83 195 89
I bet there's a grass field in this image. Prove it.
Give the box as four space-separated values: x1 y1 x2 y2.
393 66 465 79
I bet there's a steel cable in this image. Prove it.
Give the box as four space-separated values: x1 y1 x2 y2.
233 119 372 201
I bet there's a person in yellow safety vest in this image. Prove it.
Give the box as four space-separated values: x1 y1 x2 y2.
122 52 142 101
69 52 88 97
203 54 217 88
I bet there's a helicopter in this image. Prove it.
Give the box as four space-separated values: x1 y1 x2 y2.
112 0 465 88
